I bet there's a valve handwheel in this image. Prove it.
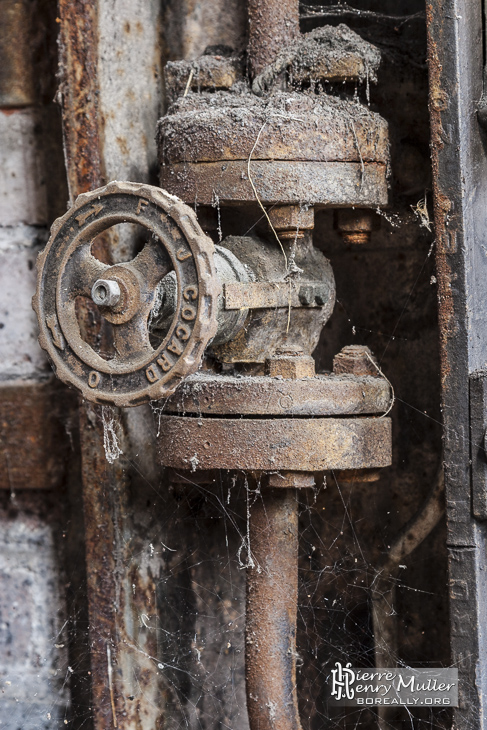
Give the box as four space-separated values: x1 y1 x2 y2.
33 181 220 406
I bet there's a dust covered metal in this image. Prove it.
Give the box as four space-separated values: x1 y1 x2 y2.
163 371 391 416
157 414 392 471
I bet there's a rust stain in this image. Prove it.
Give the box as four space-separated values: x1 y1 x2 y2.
156 414 392 471
426 3 454 388
58 0 105 198
0 0 35 107
56 3 121 727
1 107 29 116
116 135 129 157
159 92 389 166
0 380 76 490
163 371 392 417
247 0 299 77
79 402 128 727
246 485 302 730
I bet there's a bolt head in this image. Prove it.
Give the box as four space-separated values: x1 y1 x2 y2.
268 205 315 233
266 352 315 379
334 209 380 245
333 345 378 376
91 279 121 308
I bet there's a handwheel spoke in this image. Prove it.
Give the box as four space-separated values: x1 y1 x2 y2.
63 245 110 298
130 239 171 290
112 313 154 360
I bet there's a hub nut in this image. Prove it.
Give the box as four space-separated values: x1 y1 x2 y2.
91 279 121 308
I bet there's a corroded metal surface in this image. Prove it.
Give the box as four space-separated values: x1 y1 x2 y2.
159 92 389 166
34 182 219 406
164 371 391 415
0 0 35 107
211 234 336 363
223 281 331 310
267 471 315 488
267 204 315 239
0 380 76 490
162 160 388 208
334 208 380 245
56 4 112 727
426 2 487 726
333 345 379 376
252 23 382 95
58 0 103 199
285 24 380 85
78 403 165 729
46 5 400 730
246 486 302 730
164 55 243 104
265 350 316 379
55 4 165 728
34 194 338 398
248 0 299 77
157 415 392 471
79 402 129 727
158 61 390 209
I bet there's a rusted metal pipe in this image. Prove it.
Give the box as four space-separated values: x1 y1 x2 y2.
57 4 162 727
58 0 104 200
246 484 303 730
247 0 300 77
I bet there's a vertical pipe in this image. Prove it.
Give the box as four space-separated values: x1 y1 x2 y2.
247 0 300 77
58 0 104 199
79 404 129 726
58 2 118 726
246 487 303 730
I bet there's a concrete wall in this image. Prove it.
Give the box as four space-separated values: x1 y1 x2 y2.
0 3 72 727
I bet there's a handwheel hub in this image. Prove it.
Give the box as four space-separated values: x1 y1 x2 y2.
91 265 142 325
91 278 121 308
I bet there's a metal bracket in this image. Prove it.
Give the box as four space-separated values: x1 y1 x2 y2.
223 281 330 310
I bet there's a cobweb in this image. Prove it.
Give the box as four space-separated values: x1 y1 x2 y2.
1 3 455 729
33 184 446 730
3 197 450 730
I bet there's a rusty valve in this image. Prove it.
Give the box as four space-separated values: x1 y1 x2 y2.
33 181 220 406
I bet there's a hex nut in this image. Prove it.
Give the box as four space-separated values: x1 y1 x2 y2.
91 278 121 308
333 345 378 377
334 209 380 245
268 205 315 237
298 283 329 306
265 352 316 379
